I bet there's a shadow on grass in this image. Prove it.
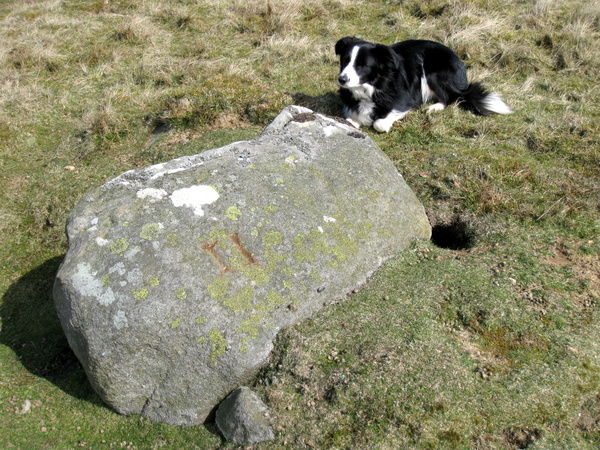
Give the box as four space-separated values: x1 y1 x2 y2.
291 91 343 118
0 256 104 407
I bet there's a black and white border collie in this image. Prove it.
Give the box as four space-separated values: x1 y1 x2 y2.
335 36 512 132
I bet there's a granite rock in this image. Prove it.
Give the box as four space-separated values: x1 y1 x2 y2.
53 106 431 426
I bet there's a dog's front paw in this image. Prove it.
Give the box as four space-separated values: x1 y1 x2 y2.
424 102 446 113
373 118 393 133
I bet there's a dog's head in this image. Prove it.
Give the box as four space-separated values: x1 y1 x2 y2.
335 36 399 89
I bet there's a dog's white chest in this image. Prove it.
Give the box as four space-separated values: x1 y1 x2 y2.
347 84 375 126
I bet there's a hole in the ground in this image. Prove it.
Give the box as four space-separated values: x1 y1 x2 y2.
431 217 476 250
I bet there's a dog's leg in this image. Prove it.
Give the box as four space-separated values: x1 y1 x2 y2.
424 103 446 113
342 104 364 129
373 110 408 133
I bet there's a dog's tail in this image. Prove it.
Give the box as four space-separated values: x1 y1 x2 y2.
458 82 512 116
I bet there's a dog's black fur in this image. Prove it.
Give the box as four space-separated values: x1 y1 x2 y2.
335 36 511 132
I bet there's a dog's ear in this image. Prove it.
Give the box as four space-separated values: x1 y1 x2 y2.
335 36 361 55
373 44 400 69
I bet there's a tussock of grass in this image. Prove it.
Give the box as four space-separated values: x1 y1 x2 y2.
0 0 598 448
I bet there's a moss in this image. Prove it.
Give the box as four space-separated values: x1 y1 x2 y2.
149 276 160 287
196 336 206 344
170 318 181 329
262 230 283 247
209 228 228 242
292 216 371 267
239 314 264 339
101 273 111 287
264 290 288 311
330 234 358 263
207 276 230 300
195 317 207 325
263 203 277 215
223 285 254 313
132 287 149 300
226 206 242 221
240 337 250 353
377 228 394 238
177 287 188 300
167 233 178 246
140 223 160 240
307 272 321 287
293 233 318 263
367 190 382 200
208 328 227 362
240 264 270 286
111 237 129 254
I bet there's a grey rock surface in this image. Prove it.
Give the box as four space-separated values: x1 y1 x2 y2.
216 387 274 444
53 105 431 426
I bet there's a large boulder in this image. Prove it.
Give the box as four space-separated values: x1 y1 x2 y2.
53 106 431 426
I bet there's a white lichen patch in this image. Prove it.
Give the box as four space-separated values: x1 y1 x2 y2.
323 125 340 137
109 262 126 276
113 311 128 330
170 185 220 216
124 245 141 260
72 262 116 306
323 216 337 223
126 267 143 285
95 237 110 246
136 188 168 202
89 217 99 231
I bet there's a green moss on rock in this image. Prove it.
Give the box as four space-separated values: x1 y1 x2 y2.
207 276 230 300
132 287 149 300
140 223 160 240
111 237 129 254
226 206 242 221
209 329 227 362
177 287 188 300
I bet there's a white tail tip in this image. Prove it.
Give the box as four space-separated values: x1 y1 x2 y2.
483 92 513 114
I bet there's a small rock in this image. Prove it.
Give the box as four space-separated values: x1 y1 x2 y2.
216 387 274 445
16 399 31 414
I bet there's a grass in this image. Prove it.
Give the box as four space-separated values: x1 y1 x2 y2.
0 0 598 448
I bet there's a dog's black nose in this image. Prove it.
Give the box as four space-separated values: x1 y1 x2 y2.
338 74 349 86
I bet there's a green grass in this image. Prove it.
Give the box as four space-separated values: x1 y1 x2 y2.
1 0 599 448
